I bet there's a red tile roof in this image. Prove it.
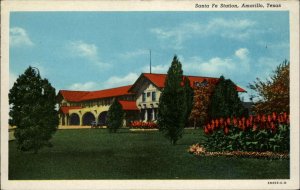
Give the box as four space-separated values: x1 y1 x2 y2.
80 85 133 101
58 85 133 102
58 73 245 103
58 90 90 102
59 106 82 114
119 101 138 111
142 73 246 92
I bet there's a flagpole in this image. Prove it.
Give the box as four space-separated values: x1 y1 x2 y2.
150 49 152 74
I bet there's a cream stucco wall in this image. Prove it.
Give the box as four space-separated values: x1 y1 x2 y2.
136 82 161 109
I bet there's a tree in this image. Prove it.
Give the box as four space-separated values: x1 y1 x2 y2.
209 76 245 119
249 60 289 114
183 77 194 127
189 80 215 128
158 55 191 145
9 66 58 153
106 99 124 133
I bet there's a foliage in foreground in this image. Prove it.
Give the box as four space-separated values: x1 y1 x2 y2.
249 60 289 114
188 143 289 159
106 99 124 133
9 66 58 153
158 55 193 145
203 112 289 153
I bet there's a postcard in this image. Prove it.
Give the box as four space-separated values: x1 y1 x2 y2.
1 0 299 189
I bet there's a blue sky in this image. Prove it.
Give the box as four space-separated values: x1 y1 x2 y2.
9 11 289 100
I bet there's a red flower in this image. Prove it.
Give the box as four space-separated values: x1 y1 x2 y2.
270 122 277 133
204 127 209 134
211 123 215 131
233 118 237 126
278 115 283 123
207 124 211 131
256 114 261 122
246 119 250 127
224 127 229 135
249 115 253 122
267 115 272 122
238 120 243 128
283 112 287 121
253 124 258 132
272 112 277 121
226 117 231 125
215 119 219 128
261 115 267 122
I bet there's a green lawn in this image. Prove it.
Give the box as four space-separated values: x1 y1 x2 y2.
9 128 289 179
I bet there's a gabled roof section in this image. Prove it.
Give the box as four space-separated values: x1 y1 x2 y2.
58 90 90 102
129 73 246 93
143 73 167 88
58 85 134 102
80 85 134 101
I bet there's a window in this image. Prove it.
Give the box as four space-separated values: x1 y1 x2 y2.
147 92 151 97
152 91 156 101
142 93 146 102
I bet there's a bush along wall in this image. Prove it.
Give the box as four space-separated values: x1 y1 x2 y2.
203 112 289 153
129 121 158 129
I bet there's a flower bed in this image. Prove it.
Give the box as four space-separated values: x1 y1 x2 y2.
188 144 289 159
129 121 158 129
203 112 289 153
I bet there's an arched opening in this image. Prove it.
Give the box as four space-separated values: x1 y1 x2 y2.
69 113 80 125
98 111 108 126
82 112 96 126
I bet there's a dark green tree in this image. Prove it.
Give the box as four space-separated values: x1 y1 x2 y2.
106 99 124 133
158 55 191 145
209 76 245 119
183 76 194 127
9 66 58 153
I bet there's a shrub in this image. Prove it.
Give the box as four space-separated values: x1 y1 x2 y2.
106 99 124 133
203 112 289 153
129 121 158 129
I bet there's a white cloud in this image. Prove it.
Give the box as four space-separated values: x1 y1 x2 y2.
142 64 169 73
151 18 256 49
207 18 255 31
198 57 236 75
68 81 99 91
103 73 139 88
67 40 109 67
235 48 249 60
10 27 34 47
120 49 149 59
145 48 251 80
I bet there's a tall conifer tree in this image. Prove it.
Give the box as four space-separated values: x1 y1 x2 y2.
158 56 192 145
9 66 58 153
